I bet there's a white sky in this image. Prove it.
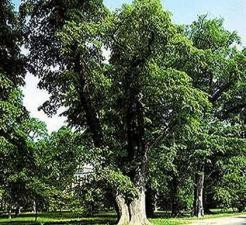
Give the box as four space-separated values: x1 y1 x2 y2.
22 73 66 133
22 0 246 133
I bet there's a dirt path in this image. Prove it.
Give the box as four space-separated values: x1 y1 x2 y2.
191 215 246 225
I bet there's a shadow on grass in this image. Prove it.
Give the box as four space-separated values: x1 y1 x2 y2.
0 223 39 225
0 219 115 225
151 211 191 219
0 211 116 220
6 213 84 219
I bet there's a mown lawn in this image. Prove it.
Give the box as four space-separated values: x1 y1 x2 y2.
0 210 244 225
0 216 191 225
151 209 246 224
0 211 116 225
151 218 191 225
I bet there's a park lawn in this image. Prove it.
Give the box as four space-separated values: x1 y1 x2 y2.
151 211 246 225
0 211 245 225
151 218 191 225
0 215 193 225
195 211 246 219
0 216 190 225
0 212 116 224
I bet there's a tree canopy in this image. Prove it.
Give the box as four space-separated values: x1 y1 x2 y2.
0 0 245 224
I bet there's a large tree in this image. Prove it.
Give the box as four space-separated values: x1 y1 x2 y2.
22 0 212 224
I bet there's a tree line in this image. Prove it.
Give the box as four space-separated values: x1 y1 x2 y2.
0 0 245 224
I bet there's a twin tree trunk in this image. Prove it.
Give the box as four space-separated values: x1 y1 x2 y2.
193 170 205 217
74 48 152 224
115 92 151 224
116 191 150 225
115 57 152 224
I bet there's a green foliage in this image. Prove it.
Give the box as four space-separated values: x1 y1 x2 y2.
214 154 246 211
0 0 244 218
28 127 86 211
0 0 26 85
75 167 139 209
186 15 240 51
0 74 25 133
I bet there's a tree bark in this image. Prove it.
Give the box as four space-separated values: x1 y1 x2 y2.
73 52 104 148
116 195 130 225
116 190 151 225
117 50 153 224
129 190 151 225
193 171 205 217
117 87 150 223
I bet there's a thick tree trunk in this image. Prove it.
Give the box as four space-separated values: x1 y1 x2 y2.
73 53 104 148
120 62 151 225
116 195 130 225
129 190 150 225
193 171 205 217
116 190 151 225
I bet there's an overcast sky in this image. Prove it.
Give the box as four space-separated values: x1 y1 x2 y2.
12 0 246 132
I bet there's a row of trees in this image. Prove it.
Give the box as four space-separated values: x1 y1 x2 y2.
0 0 245 224
0 1 85 215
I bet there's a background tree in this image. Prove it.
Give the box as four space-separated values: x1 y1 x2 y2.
32 127 85 213
160 15 246 217
0 0 31 217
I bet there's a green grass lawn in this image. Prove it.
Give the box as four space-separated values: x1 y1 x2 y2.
151 210 246 225
0 211 116 225
151 218 191 225
0 210 244 225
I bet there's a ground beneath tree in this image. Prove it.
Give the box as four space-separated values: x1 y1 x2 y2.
191 215 246 225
